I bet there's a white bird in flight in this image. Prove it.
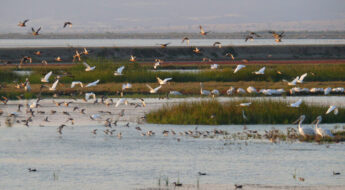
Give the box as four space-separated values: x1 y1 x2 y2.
284 76 299 86
234 65 246 73
157 77 172 85
49 79 59 91
85 80 100 87
115 98 128 107
290 99 303 107
71 81 83 88
297 73 308 83
253 67 265 75
83 62 96 71
114 66 125 76
326 105 338 115
146 84 162 94
85 92 96 100
41 71 52 83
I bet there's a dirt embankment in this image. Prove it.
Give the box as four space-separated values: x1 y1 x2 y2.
1 45 345 64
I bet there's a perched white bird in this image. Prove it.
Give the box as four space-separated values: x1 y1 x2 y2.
294 115 315 137
326 105 338 115
85 92 96 100
122 83 132 91
83 62 96 71
234 65 246 73
85 80 100 87
200 82 211 95
297 73 308 83
247 86 257 94
253 67 265 75
236 88 246 94
41 71 52 82
169 91 182 95
226 87 236 95
310 88 324 93
115 98 128 107
49 79 59 91
157 77 172 85
290 99 303 107
210 64 219 70
114 66 125 76
239 102 251 107
146 84 162 94
313 116 334 138
332 87 344 93
211 89 220 95
324 87 332 95
71 81 83 88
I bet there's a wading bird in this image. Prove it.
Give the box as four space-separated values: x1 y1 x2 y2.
293 115 315 137
200 82 211 96
313 115 334 138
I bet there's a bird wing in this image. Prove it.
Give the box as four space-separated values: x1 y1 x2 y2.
37 27 41 32
199 25 204 33
44 71 52 81
154 85 162 91
156 77 163 84
146 84 153 91
51 79 59 89
117 66 125 73
31 27 35 32
115 98 124 107
258 67 265 73
326 106 336 114
299 73 308 82
163 78 172 83
83 62 90 68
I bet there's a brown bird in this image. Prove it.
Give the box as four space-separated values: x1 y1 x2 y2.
82 48 89 55
55 56 62 62
269 31 285 42
193 47 201 54
31 27 41 36
199 25 210 36
181 37 190 45
34 51 42 55
18 19 29 27
158 43 170 48
63 22 72 28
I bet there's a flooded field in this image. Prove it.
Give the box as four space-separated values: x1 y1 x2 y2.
0 97 344 189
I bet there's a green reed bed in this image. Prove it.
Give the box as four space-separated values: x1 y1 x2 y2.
146 100 345 125
2 59 345 84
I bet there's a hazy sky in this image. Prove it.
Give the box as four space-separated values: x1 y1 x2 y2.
1 0 345 33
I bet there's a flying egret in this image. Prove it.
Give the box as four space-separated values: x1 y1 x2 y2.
284 76 299 86
210 64 219 70
122 83 132 91
85 92 96 101
146 84 162 94
290 99 303 107
234 65 246 73
313 115 334 138
253 67 265 75
114 66 125 76
153 61 160 70
115 98 128 107
41 71 52 83
156 77 172 85
297 73 308 83
49 79 59 91
200 82 211 95
83 62 96 71
85 80 100 87
293 115 315 137
326 105 338 115
71 81 83 88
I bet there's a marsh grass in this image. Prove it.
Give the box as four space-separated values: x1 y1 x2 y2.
146 100 345 125
2 60 345 84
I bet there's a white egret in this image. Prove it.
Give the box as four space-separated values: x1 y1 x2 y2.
313 115 334 138
114 66 125 76
49 79 59 91
83 62 96 71
324 87 332 95
146 84 162 94
85 80 100 87
122 83 132 91
294 115 315 137
234 65 246 73
236 88 246 94
253 67 265 75
290 99 303 107
41 71 52 82
71 81 83 88
211 89 220 96
247 86 257 94
200 82 211 95
226 87 236 95
284 76 299 86
157 77 172 85
326 105 338 115
210 64 219 70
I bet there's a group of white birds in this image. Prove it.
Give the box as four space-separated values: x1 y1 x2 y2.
295 115 334 138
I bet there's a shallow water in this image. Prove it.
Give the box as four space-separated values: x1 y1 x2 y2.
1 39 345 48
0 123 344 190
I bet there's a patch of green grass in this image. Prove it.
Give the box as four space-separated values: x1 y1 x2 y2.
146 100 345 125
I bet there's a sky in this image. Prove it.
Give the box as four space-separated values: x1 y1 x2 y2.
1 0 345 33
